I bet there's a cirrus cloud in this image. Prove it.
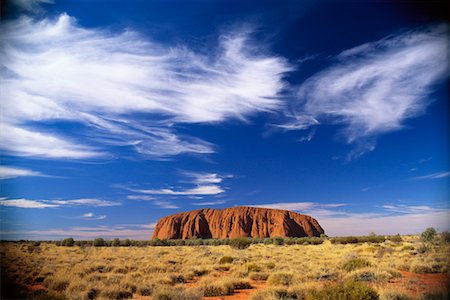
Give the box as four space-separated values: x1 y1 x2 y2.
284 25 449 159
1 14 291 160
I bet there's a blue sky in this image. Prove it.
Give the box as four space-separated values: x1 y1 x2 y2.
1 0 449 239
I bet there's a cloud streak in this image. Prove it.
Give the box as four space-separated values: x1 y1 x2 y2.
250 202 347 211
1 14 291 160
131 185 224 196
0 197 121 208
80 212 107 220
286 25 449 158
411 171 450 180
0 166 45 180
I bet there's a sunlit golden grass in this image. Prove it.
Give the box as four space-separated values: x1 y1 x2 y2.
0 235 448 299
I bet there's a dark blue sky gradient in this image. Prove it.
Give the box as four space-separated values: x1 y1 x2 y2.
1 0 448 239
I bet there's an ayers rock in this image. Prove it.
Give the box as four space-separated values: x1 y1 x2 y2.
152 206 324 239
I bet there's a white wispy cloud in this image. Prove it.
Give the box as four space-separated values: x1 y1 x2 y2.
48 198 121 207
285 25 449 158
0 198 58 208
128 171 231 197
192 200 227 206
80 212 106 220
250 202 347 211
127 195 155 201
0 197 121 208
132 185 224 196
411 171 450 180
1 14 291 160
152 201 179 209
181 171 231 184
381 204 444 214
0 166 44 179
127 194 178 208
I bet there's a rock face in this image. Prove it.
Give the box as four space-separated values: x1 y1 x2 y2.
151 206 324 239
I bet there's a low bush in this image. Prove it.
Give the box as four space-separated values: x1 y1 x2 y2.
247 263 262 273
100 288 133 300
169 274 186 284
440 231 450 243
229 238 252 249
267 273 293 286
61 238 74 247
112 238 121 247
346 268 401 283
152 286 202 300
331 236 386 244
401 245 415 251
379 289 413 300
342 258 372 272
219 256 234 264
199 278 251 297
93 238 105 247
249 272 269 280
251 287 297 300
421 228 437 243
388 234 403 243
307 281 379 300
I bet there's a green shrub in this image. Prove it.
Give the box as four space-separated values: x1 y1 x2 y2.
267 273 293 286
416 244 430 254
247 263 262 273
307 281 379 300
343 258 372 272
401 245 415 251
61 238 74 247
93 238 105 247
389 234 403 243
273 237 284 245
440 231 450 243
121 239 132 247
229 238 252 249
421 227 437 243
219 256 234 264
112 238 121 247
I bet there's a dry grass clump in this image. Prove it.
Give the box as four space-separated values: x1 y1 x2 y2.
345 267 401 283
267 272 294 286
249 272 269 280
197 277 252 296
151 286 203 300
252 281 379 300
378 289 413 300
342 257 372 272
219 255 234 264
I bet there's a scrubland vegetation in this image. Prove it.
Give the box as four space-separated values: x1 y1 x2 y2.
1 230 449 300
